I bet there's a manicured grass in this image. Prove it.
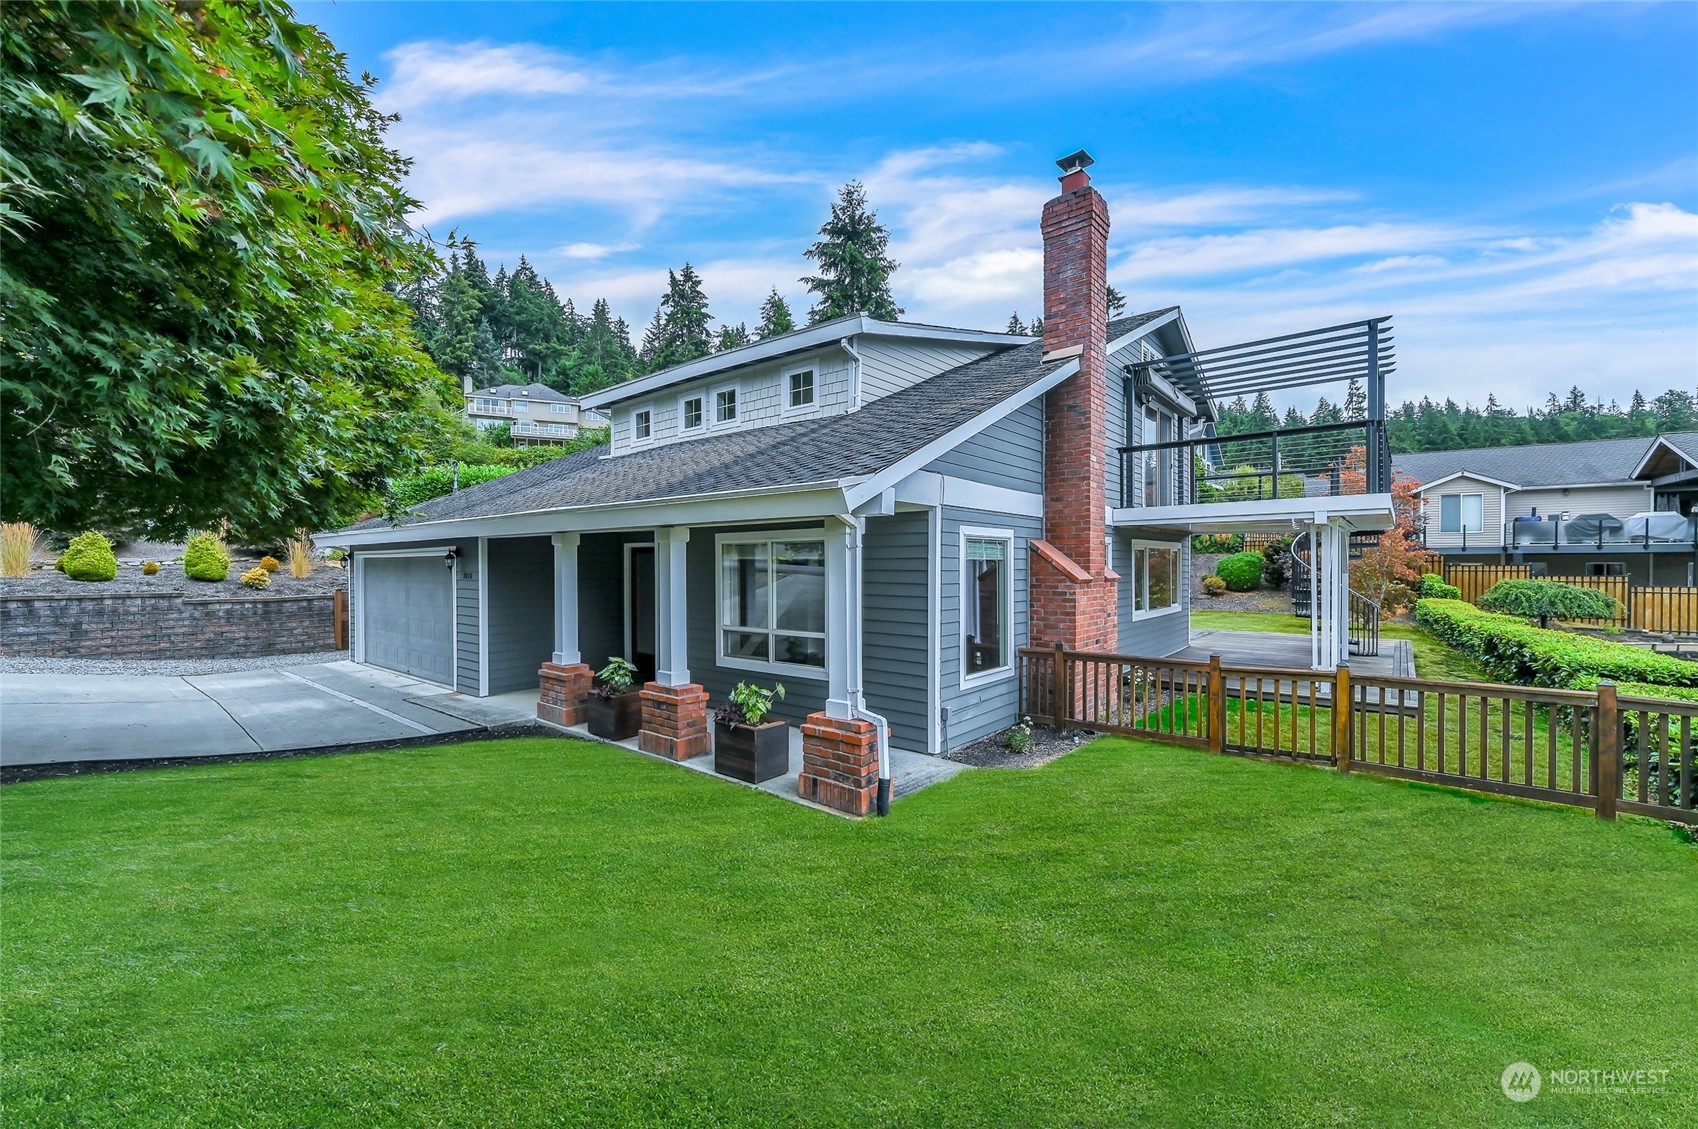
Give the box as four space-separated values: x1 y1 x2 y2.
1191 608 1490 681
5 738 1694 1127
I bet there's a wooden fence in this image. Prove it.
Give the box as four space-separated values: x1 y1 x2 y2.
332 589 349 650
1018 644 1696 824
1439 563 1698 633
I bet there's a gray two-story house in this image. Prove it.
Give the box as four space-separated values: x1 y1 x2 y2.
327 151 1395 814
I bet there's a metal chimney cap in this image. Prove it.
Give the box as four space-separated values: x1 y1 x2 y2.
1055 149 1095 174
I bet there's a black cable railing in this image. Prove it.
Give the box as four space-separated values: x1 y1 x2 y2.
1118 418 1390 509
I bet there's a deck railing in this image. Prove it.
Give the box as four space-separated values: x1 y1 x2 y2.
1017 644 1695 825
1118 419 1388 510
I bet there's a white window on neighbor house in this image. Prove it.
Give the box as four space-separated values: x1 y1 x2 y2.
787 368 816 410
962 531 1013 683
633 408 652 442
473 398 499 413
512 400 529 414
550 403 571 415
1132 542 1181 618
718 535 827 673
714 385 738 425
1439 493 1484 534
680 393 705 431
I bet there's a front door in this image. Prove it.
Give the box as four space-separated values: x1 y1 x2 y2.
626 544 657 682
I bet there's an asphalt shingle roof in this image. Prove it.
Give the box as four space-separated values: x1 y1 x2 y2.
349 311 1174 534
1392 432 1698 489
470 382 580 402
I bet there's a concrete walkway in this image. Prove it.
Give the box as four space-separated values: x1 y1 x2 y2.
0 661 541 768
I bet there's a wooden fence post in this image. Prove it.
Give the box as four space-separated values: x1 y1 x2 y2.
332 589 349 650
1333 662 1352 772
1595 681 1620 821
1207 654 1225 755
1053 642 1069 726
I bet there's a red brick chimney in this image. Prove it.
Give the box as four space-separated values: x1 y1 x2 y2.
1031 150 1118 653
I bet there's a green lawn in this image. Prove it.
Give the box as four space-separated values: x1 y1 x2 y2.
5 738 1694 1127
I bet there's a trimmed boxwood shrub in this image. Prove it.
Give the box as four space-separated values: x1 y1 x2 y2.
1415 598 1698 689
61 531 117 582
1215 551 1263 592
1201 574 1227 597
183 532 230 581
142 561 159 576
259 555 281 573
1416 573 1461 600
240 566 271 590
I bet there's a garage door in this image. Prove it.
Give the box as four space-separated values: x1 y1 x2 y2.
360 555 455 686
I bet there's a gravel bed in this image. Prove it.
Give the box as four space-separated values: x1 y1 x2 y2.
0 650 350 677
1 561 347 597
947 724 1098 769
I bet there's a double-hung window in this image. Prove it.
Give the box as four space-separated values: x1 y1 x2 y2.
680 394 704 431
1439 493 1484 534
787 368 816 410
714 386 738 425
632 408 652 442
719 535 826 672
962 530 1013 682
1132 542 1181 617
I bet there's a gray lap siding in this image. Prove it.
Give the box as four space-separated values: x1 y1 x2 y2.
484 536 555 694
939 505 1042 751
861 510 932 753
1115 531 1190 657
923 400 1045 492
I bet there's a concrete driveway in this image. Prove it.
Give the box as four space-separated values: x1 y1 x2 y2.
0 661 541 767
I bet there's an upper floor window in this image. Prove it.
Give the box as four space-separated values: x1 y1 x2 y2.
473 398 498 412
633 409 652 441
1438 493 1483 534
715 386 738 424
962 529 1013 684
681 394 704 431
550 403 570 415
788 368 816 410
513 400 529 414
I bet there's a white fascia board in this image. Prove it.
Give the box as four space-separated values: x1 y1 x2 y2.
319 485 849 547
1120 307 1182 349
840 358 1082 512
1629 437 1685 480
893 470 1044 518
580 318 1031 411
1411 469 1521 493
1110 494 1396 534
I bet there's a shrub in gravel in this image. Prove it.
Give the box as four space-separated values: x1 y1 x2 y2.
53 555 65 572
1202 574 1227 597
61 531 118 582
240 566 271 590
183 532 230 581
259 555 281 573
1216 551 1263 592
142 561 159 576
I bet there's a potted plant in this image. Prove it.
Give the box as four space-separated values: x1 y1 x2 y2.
586 657 642 741
714 681 788 783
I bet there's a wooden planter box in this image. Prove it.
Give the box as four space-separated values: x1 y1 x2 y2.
714 718 789 783
586 691 643 741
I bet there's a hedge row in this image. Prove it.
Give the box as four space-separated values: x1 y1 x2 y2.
1414 598 1698 690
386 464 518 511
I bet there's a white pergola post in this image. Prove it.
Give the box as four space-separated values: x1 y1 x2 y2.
551 532 580 666
824 517 857 720
653 527 691 687
1310 521 1350 671
1332 523 1352 667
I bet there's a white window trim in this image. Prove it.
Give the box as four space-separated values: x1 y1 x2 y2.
1130 539 1184 620
550 402 571 415
714 527 829 679
1438 491 1485 534
678 391 706 433
959 525 1016 690
630 405 655 446
711 382 739 428
783 364 818 414
512 400 529 414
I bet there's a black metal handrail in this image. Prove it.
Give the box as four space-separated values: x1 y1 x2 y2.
1349 589 1380 657
1118 418 1390 509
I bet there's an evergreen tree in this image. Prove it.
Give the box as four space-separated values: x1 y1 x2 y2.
716 323 751 352
1343 378 1366 422
802 181 903 322
1106 285 1127 317
648 264 714 369
1030 315 1044 337
756 290 796 339
1654 389 1698 431
1007 312 1029 336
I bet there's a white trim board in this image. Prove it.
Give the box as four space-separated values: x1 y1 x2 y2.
957 524 1017 693
893 471 1044 518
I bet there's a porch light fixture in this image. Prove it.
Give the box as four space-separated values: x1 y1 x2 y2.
445 549 459 569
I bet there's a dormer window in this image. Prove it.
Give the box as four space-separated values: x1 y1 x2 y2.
715 386 738 424
633 408 652 441
681 394 704 431
788 368 816 410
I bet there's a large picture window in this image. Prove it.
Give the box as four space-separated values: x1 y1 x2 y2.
961 530 1013 683
1439 493 1484 533
1132 542 1181 617
720 536 826 672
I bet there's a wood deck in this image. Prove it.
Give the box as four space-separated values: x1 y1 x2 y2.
1176 629 1417 709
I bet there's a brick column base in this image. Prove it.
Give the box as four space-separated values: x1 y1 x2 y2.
638 682 710 761
798 712 879 816
537 662 592 727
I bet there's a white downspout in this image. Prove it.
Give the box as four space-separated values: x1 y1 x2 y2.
844 514 892 815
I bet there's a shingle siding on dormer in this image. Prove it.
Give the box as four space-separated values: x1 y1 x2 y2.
856 339 1002 405
608 346 852 454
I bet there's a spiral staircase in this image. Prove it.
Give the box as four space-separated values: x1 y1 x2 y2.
1286 530 1380 657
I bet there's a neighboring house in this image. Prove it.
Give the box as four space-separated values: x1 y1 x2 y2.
465 383 611 446
1396 433 1698 586
326 152 1395 815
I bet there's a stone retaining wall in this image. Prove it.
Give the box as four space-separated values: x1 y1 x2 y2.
0 592 340 659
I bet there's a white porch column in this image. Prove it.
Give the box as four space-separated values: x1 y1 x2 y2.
1310 521 1350 671
824 517 857 720
653 526 691 687
551 532 580 666
1332 523 1352 667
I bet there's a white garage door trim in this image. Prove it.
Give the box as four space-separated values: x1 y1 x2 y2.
354 545 459 687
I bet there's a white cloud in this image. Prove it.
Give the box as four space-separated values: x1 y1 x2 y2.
382 42 592 109
556 242 638 260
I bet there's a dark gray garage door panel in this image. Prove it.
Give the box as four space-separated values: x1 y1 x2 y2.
362 556 455 685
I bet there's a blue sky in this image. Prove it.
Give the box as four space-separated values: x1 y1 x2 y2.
298 1 1698 410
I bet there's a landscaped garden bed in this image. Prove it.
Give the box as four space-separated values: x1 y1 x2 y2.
0 559 346 598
